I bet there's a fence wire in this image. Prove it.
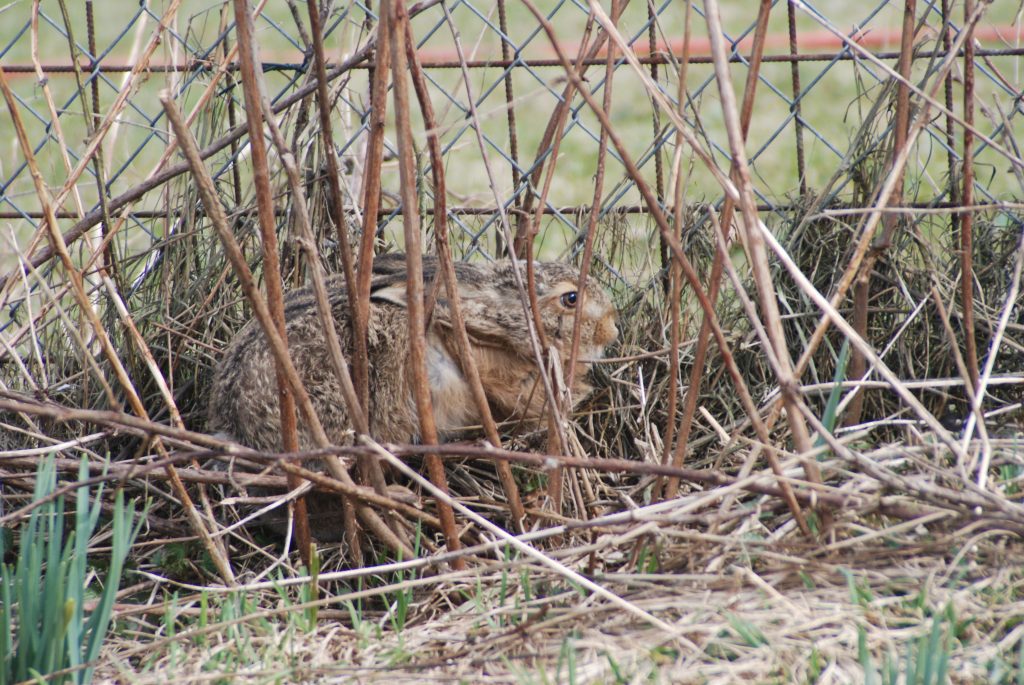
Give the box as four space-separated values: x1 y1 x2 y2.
0 0 1021 348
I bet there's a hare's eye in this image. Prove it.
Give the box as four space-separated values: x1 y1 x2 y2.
560 291 578 308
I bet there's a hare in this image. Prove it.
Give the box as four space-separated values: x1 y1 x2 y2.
208 254 618 451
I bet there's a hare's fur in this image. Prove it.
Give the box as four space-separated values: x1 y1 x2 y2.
208 255 618 451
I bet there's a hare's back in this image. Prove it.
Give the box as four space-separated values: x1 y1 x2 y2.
208 276 422 449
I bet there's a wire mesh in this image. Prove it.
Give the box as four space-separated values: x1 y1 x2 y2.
2 2 1020 267
1 0 1021 429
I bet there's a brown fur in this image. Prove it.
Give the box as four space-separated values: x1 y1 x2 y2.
209 255 617 448
207 255 617 539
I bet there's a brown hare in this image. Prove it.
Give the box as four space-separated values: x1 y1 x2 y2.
208 254 618 451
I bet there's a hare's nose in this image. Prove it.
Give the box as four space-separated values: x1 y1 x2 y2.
601 318 619 345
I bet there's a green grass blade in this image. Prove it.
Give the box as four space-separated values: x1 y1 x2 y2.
82 490 141 679
65 460 91 675
1 456 141 685
1 563 12 685
858 625 876 685
817 338 851 450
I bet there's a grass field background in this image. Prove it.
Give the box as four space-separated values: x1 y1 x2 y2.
3 0 1022 272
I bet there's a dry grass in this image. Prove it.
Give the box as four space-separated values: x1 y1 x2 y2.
90 527 1024 683
2 0 1024 683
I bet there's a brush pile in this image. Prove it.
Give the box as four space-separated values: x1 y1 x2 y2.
1 0 1022 680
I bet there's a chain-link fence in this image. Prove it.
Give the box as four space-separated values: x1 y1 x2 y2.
1 0 1022 504
3 1 1021 282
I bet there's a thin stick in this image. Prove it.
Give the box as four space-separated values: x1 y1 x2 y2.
387 0 461 564
516 3 630 251
964 220 1024 489
564 0 626 514
496 0 521 257
403 20 527 532
657 0 692 500
253 24 397 524
960 0 981 391
230 0 312 565
305 0 360 375
523 11 601 510
31 0 87 221
439 0 570 485
846 0 916 427
353 8 392 424
706 210 809 536
786 0 808 195
58 0 118 288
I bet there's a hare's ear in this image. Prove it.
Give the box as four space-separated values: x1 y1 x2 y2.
370 284 408 308
432 312 513 351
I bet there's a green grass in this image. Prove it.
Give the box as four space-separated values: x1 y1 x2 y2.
859 607 953 685
0 456 143 685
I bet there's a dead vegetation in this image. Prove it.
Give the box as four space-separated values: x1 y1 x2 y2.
1 0 1023 682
